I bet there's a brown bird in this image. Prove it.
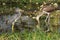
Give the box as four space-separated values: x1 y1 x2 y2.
33 3 58 31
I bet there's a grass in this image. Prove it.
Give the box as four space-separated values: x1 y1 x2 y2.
0 28 60 40
0 2 60 40
0 10 60 40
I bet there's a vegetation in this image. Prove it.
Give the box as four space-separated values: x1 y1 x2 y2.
0 29 60 40
0 0 60 40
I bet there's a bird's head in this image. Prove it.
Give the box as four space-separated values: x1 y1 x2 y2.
15 7 24 13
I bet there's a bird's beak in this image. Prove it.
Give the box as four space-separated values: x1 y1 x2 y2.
15 8 24 12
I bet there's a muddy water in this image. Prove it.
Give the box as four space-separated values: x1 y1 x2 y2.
15 15 37 31
0 13 22 33
0 15 12 33
0 14 37 33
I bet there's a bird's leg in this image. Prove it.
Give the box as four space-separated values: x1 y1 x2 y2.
47 14 50 25
45 13 50 23
12 16 20 32
12 22 15 32
42 11 51 32
42 11 50 23
12 18 18 32
45 13 51 32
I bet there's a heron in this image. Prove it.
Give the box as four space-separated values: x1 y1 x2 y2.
7 7 24 32
33 3 59 32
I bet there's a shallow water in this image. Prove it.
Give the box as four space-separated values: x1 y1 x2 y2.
0 13 37 33
0 15 12 33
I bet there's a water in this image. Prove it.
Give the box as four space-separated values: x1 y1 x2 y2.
0 15 12 33
0 14 37 33
21 16 37 27
0 10 22 33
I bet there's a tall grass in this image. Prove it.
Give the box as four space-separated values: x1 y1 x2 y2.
0 28 60 40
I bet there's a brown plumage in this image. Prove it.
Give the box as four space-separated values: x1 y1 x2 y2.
33 3 59 32
41 3 58 12
43 5 56 12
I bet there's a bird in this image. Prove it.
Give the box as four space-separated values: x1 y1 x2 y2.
0 7 24 33
7 7 24 32
12 8 24 32
0 7 37 33
32 3 59 31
